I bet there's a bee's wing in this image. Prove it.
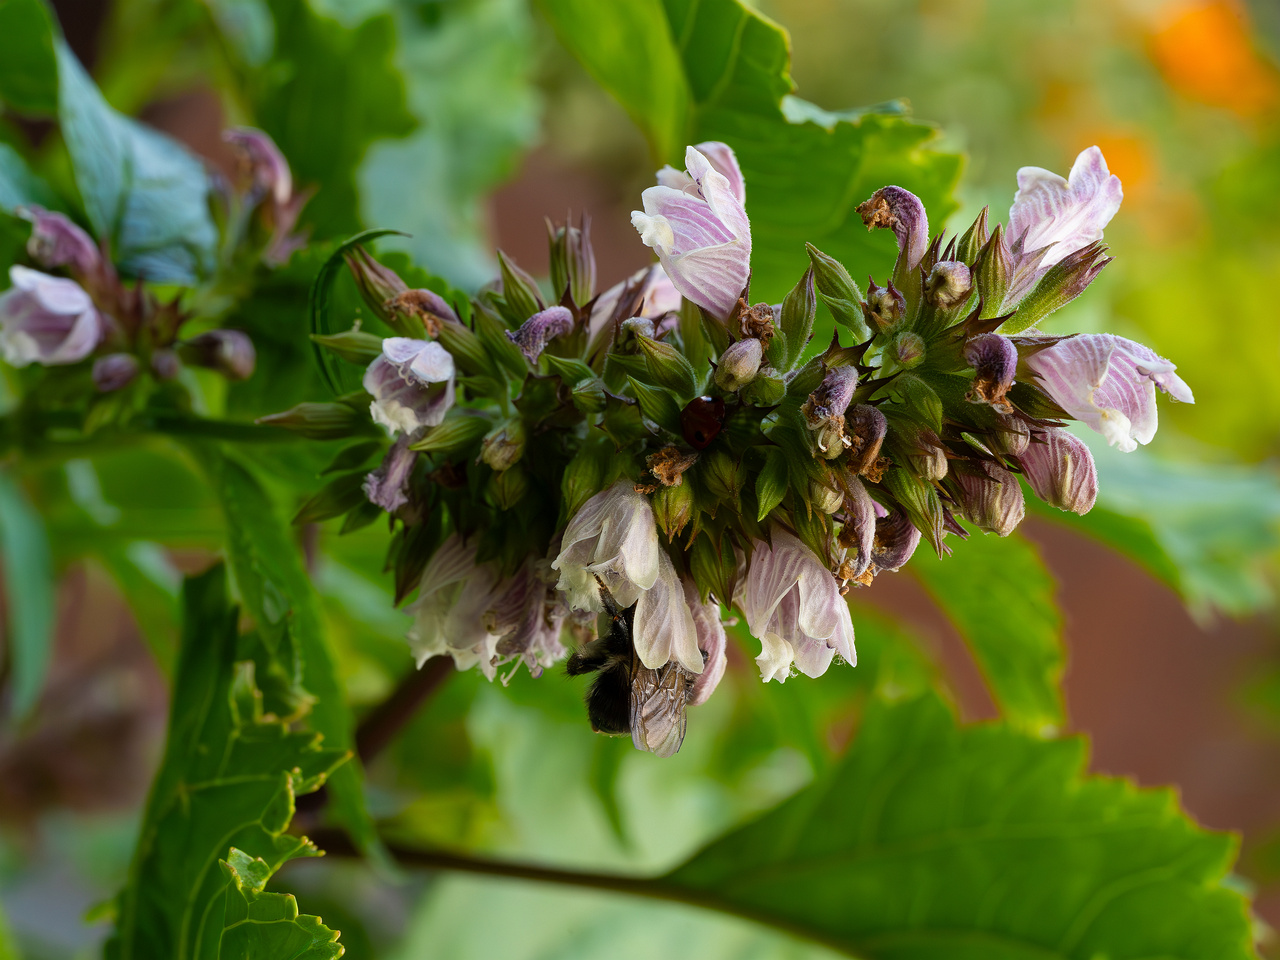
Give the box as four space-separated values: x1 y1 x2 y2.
630 659 689 758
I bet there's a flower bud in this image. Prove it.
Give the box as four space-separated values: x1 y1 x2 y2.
498 250 545 322
387 288 460 338
964 333 1017 413
617 317 656 349
1010 241 1112 330
345 246 408 326
311 327 384 365
871 508 921 572
480 419 526 472
364 436 418 513
224 127 293 205
653 481 695 540
924 260 973 308
0 267 104 367
974 224 1013 311
92 353 140 393
892 331 925 370
810 480 843 515
990 415 1031 457
857 186 928 271
863 279 905 332
714 337 762 391
488 464 527 510
906 426 948 482
21 207 104 279
805 243 868 339
507 306 574 364
151 349 181 381
179 329 256 380
952 461 1025 536
548 214 597 306
258 401 373 439
571 377 606 414
1019 428 1097 515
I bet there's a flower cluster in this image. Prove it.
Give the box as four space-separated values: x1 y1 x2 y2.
278 142 1191 756
0 127 314 408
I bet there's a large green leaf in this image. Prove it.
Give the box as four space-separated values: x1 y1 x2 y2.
0 470 54 720
256 0 416 240
909 528 1064 733
57 43 217 281
199 447 382 860
360 0 541 290
663 692 1255 960
106 564 346 960
0 0 58 113
219 848 343 959
538 0 961 305
1040 438 1280 619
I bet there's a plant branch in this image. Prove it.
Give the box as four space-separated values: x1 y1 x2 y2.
305 827 855 957
355 657 453 762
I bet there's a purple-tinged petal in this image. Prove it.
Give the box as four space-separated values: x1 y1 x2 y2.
631 144 751 322
552 480 661 613
0 266 104 367
871 508 921 572
406 535 503 676
506 305 574 363
683 577 727 705
1006 146 1122 297
857 186 929 271
20 207 103 278
1019 428 1097 515
363 435 418 513
224 126 293 206
92 353 139 393
733 527 855 683
181 329 256 380
363 338 456 437
838 475 877 580
1024 333 1192 452
692 141 745 204
634 550 703 675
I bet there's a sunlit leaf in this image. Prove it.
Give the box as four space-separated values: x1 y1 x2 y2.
909 527 1064 732
539 0 961 306
105 564 346 960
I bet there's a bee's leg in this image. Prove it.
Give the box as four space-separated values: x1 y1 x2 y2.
593 574 623 619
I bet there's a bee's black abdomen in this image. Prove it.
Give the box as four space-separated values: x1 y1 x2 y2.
585 666 631 735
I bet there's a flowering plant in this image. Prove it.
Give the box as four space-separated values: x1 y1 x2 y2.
269 141 1191 757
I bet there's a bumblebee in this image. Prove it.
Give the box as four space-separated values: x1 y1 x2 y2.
566 584 691 758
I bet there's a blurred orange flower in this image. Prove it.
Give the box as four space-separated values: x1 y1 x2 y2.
1149 0 1279 115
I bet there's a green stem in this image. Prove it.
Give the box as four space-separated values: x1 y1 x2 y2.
306 828 857 957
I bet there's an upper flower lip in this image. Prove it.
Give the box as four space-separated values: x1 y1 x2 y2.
631 142 752 322
0 265 105 367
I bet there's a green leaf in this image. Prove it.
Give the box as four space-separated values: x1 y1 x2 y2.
219 848 343 959
0 470 53 719
540 0 960 305
106 564 346 960
198 448 383 861
0 142 58 212
258 0 416 240
1048 439 1280 619
360 0 540 289
910 527 1064 733
57 43 217 281
0 0 58 114
664 692 1255 960
309 229 407 396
